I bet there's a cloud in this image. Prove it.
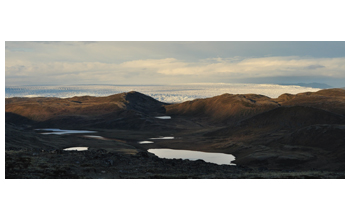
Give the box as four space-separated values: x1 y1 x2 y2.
5 41 345 63
304 64 325 70
118 56 344 77
5 55 345 86
5 42 345 85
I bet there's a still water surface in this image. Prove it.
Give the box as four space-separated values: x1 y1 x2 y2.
36 128 97 135
138 141 155 144
84 135 109 140
148 148 235 165
149 137 174 140
63 147 88 151
155 116 171 119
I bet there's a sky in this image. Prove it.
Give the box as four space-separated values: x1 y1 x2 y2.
5 41 345 87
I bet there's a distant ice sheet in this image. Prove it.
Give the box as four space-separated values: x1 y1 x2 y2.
5 83 321 103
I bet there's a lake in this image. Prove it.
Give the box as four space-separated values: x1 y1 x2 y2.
63 147 88 151
138 141 155 144
148 148 235 165
36 128 97 135
149 136 175 140
155 116 171 119
84 135 109 140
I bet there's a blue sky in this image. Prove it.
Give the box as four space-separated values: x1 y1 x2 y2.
5 41 345 87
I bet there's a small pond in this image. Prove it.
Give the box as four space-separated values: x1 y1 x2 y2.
138 141 155 144
148 148 235 165
155 116 171 119
149 136 174 140
84 135 109 140
36 128 97 135
63 147 88 151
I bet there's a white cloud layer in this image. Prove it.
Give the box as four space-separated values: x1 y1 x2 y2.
5 56 344 85
5 42 345 86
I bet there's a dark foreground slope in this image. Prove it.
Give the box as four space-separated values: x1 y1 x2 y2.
5 88 345 178
203 89 345 171
6 123 344 179
208 106 344 136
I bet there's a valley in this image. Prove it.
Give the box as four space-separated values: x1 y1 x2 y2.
5 89 345 178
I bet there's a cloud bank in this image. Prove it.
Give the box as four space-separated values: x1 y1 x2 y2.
5 42 345 86
5 56 344 85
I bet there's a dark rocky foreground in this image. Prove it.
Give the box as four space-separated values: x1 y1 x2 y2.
5 89 345 179
6 148 344 179
5 129 344 179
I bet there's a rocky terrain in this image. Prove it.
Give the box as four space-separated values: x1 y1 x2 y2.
5 88 345 178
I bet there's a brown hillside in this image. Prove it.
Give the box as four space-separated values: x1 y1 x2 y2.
165 93 279 123
274 88 345 115
5 91 167 122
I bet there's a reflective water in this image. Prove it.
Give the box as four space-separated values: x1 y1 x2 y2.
148 148 235 165
84 135 109 140
36 128 97 135
155 116 171 119
138 141 154 144
63 147 88 151
149 137 175 140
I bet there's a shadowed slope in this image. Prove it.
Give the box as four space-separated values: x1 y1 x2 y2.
123 91 167 114
280 124 345 150
207 106 344 137
5 112 35 125
231 123 345 171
